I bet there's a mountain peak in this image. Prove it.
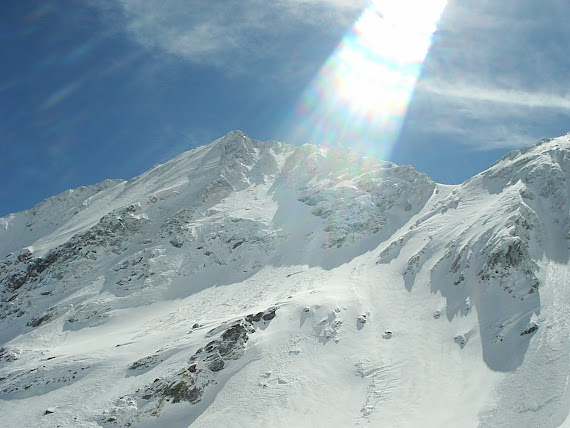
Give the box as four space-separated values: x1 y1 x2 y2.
489 133 569 171
217 129 249 142
0 132 569 427
478 133 569 204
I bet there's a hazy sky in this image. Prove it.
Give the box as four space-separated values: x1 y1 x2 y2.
2 0 570 216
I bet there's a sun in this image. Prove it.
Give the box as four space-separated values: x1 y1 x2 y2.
283 0 447 159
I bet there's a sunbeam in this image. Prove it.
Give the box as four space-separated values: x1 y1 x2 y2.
281 0 447 160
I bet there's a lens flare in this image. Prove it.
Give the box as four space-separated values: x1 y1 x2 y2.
281 0 447 160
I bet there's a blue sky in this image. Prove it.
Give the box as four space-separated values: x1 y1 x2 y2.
2 0 570 216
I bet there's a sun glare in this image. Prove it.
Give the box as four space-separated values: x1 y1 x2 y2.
284 0 447 160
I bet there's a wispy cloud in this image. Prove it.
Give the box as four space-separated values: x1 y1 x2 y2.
405 82 570 152
406 0 570 151
417 80 570 111
93 0 367 77
92 0 570 152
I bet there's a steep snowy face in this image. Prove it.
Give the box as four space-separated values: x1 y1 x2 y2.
379 135 569 371
0 131 287 258
0 131 568 428
279 144 435 247
0 179 125 258
0 131 435 340
481 135 570 262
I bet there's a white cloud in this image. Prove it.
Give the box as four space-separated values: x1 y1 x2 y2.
405 79 570 151
403 0 570 151
95 0 367 75
92 0 570 152
417 80 570 111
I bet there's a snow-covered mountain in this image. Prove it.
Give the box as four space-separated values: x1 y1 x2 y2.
0 130 568 427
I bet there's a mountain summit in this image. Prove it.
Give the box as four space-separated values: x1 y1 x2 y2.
0 132 568 427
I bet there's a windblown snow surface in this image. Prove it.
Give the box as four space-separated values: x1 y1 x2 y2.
0 130 568 427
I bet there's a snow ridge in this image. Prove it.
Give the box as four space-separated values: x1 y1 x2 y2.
0 131 568 428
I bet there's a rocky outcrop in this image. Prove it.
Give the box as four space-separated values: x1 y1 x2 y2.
100 307 277 426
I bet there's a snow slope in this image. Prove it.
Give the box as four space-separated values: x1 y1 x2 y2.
0 130 568 427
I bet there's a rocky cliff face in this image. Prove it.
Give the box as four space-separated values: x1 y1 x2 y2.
0 131 568 427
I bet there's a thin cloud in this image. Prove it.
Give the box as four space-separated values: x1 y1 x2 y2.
91 0 570 153
404 88 570 152
427 0 570 90
405 0 570 151
93 0 367 76
417 80 570 111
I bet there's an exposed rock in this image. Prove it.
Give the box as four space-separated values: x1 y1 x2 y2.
520 322 539 336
